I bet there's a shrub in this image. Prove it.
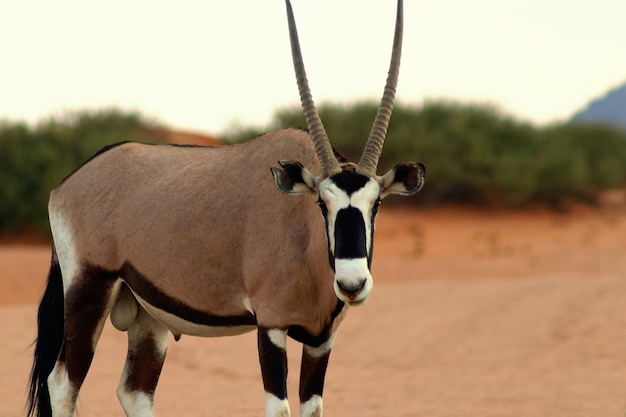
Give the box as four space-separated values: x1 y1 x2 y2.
0 109 166 234
4 102 626 237
224 100 626 207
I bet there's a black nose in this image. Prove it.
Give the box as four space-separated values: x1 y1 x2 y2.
337 279 366 299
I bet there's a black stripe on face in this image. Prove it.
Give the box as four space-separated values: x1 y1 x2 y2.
329 171 370 195
334 206 367 259
368 198 381 267
317 198 335 271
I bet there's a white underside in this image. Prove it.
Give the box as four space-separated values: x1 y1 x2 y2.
132 292 256 337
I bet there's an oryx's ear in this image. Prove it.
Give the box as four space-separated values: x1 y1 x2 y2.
378 162 425 199
271 160 320 194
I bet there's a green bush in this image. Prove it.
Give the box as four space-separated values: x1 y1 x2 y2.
3 102 626 237
225 100 626 207
0 109 166 234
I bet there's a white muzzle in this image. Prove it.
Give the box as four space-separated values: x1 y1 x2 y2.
333 258 373 305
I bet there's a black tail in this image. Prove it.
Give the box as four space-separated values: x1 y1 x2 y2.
27 250 65 417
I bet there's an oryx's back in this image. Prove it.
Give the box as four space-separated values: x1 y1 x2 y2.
49 128 329 318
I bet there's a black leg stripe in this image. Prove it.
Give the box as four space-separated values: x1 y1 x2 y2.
257 328 288 400
299 348 331 402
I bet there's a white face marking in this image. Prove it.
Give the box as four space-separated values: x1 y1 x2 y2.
300 395 323 417
348 180 381 255
333 258 373 304
318 179 349 255
267 328 288 350
265 392 291 417
319 177 380 304
304 332 335 358
48 362 76 417
318 177 381 259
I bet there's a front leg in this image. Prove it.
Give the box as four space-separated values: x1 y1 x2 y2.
299 333 335 417
258 327 290 417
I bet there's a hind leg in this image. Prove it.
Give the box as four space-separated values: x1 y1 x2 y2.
47 269 120 417
117 305 169 417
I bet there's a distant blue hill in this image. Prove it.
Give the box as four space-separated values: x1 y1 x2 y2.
572 81 626 129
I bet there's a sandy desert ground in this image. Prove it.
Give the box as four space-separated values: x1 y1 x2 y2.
2 204 626 416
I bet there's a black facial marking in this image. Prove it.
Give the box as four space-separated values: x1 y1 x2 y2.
334 207 367 259
367 198 381 268
317 198 335 270
317 197 328 217
329 171 370 195
372 197 382 217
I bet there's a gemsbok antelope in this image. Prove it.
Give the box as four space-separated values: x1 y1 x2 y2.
27 0 424 416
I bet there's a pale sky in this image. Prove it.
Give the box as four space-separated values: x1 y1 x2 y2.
1 0 624 135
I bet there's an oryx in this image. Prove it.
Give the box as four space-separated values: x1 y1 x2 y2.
27 0 424 416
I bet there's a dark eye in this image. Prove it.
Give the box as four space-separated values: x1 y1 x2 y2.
317 198 328 217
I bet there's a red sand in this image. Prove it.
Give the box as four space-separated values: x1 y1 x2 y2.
2 206 626 416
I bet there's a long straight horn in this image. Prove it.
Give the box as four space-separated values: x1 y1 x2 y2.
357 0 404 178
285 0 341 177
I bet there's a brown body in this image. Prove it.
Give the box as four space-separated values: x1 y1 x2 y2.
51 129 342 336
